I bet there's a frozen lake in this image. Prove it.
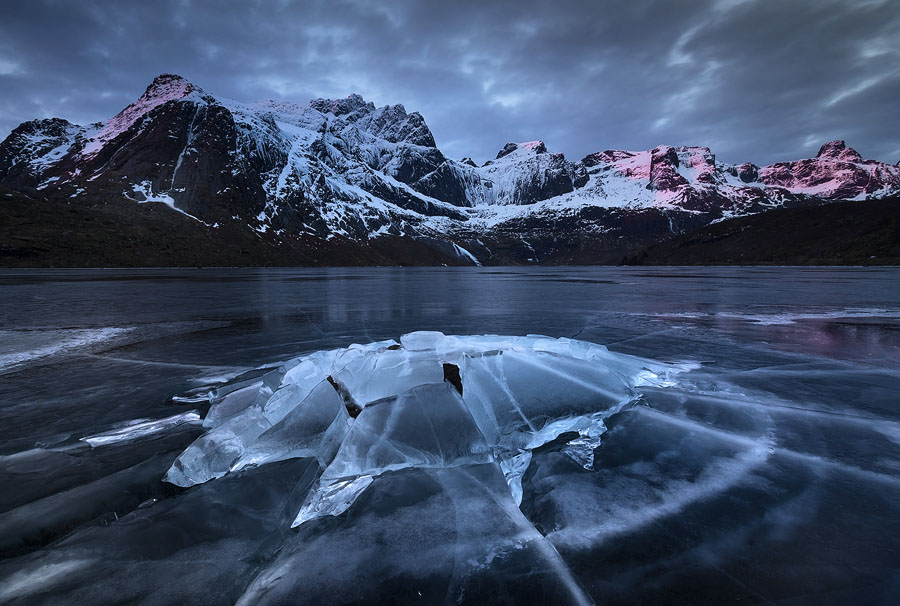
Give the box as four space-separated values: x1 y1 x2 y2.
1 266 900 604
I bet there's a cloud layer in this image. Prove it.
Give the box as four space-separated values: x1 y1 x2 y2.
1 0 898 165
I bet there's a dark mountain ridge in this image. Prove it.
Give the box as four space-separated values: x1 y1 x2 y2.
1 74 898 266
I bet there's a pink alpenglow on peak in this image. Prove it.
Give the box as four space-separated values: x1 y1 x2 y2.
2 71 899 245
80 74 201 157
141 74 198 101
519 140 547 151
816 140 865 163
759 140 900 199
607 150 652 181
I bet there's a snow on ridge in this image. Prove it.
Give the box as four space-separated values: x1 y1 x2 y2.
80 74 202 157
7 73 900 243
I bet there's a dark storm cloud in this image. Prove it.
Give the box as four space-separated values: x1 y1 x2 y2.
0 0 898 165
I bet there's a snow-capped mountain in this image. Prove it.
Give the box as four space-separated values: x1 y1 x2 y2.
1 74 898 265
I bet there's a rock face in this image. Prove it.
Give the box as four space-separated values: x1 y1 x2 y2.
1 74 899 266
0 118 80 188
477 141 587 205
627 196 900 266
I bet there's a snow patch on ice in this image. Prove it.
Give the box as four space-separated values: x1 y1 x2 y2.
0 327 133 371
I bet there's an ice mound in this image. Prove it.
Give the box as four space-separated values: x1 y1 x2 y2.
164 332 688 527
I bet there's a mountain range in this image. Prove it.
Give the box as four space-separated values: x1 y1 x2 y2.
2 73 898 266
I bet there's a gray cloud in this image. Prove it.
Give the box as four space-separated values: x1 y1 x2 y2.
0 0 897 165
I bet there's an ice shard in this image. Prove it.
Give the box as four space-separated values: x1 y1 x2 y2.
165 380 350 486
81 411 202 447
164 332 688 525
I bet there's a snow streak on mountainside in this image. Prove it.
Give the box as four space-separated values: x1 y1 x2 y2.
1 74 898 265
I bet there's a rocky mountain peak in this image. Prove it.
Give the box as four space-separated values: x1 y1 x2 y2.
735 162 760 183
495 142 519 159
308 93 376 117
816 140 864 163
16 117 74 138
77 74 203 157
495 140 547 160
2 73 899 266
141 74 198 102
581 150 633 167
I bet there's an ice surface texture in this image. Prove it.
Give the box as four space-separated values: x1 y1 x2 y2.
164 332 686 527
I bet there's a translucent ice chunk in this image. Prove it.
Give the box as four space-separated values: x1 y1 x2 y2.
328 339 398 373
563 434 603 471
233 380 351 470
200 367 285 429
165 408 272 487
166 380 350 486
163 333 692 528
262 382 320 425
496 413 610 503
170 386 214 404
497 449 532 505
203 382 265 428
532 336 609 359
290 475 374 527
331 348 445 406
523 412 610 451
399 330 449 351
211 366 283 398
559 415 608 471
279 349 340 393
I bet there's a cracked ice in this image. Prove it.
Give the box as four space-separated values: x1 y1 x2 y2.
164 332 689 527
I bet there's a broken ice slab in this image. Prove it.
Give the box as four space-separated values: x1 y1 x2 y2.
399 331 560 357
202 382 265 428
203 367 285 428
236 380 351 470
166 380 349 487
270 354 339 420
399 330 447 350
296 381 495 526
212 366 285 398
330 348 445 406
80 411 201 448
562 430 606 471
165 408 272 487
164 332 691 526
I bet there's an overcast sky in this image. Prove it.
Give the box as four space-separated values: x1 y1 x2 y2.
0 0 898 165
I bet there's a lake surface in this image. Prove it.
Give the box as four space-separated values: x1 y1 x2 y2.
2 267 900 604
